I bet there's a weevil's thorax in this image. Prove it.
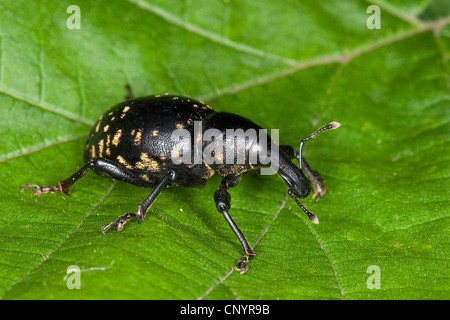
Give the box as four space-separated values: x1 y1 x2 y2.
201 112 273 177
84 95 214 187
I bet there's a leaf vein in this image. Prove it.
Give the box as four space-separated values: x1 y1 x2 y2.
0 180 117 299
203 19 450 102
196 194 288 300
0 134 88 163
293 210 345 299
367 0 423 26
126 0 296 66
0 88 94 127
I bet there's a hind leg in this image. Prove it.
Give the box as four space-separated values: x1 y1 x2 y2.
22 158 175 233
22 161 95 195
22 158 154 196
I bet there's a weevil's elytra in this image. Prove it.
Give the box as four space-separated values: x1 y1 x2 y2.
22 91 341 274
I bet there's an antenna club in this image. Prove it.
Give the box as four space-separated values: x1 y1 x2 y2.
309 215 319 224
328 121 341 130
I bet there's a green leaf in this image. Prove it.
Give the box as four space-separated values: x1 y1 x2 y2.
0 0 448 300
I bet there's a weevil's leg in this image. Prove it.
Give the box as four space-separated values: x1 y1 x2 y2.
22 158 155 196
300 158 326 201
124 84 134 100
91 158 154 187
214 176 255 274
21 184 60 195
102 170 176 234
279 145 326 201
22 161 95 195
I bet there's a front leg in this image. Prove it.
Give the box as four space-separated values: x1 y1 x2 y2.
214 176 254 274
300 158 326 201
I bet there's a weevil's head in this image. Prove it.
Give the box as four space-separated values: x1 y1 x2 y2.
277 156 319 224
277 121 341 225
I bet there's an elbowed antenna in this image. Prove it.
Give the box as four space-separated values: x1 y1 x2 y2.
299 122 341 169
290 121 341 224
288 190 319 224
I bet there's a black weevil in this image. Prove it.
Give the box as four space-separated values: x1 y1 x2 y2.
23 90 340 273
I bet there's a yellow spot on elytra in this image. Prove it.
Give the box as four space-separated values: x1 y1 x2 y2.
112 129 122 146
152 130 159 137
134 129 143 146
103 125 109 132
120 106 130 119
136 153 160 171
140 174 151 182
98 139 104 157
106 134 111 156
90 145 96 159
117 155 132 169
176 123 184 129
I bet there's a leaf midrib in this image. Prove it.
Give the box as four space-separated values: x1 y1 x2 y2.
1 5 447 133
0 180 117 299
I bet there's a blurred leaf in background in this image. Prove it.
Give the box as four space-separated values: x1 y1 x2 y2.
0 0 448 300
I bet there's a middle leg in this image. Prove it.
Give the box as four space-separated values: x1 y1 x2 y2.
102 170 176 233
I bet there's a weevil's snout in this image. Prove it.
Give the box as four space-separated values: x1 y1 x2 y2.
279 167 311 199
278 161 318 224
289 182 311 198
289 177 311 199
